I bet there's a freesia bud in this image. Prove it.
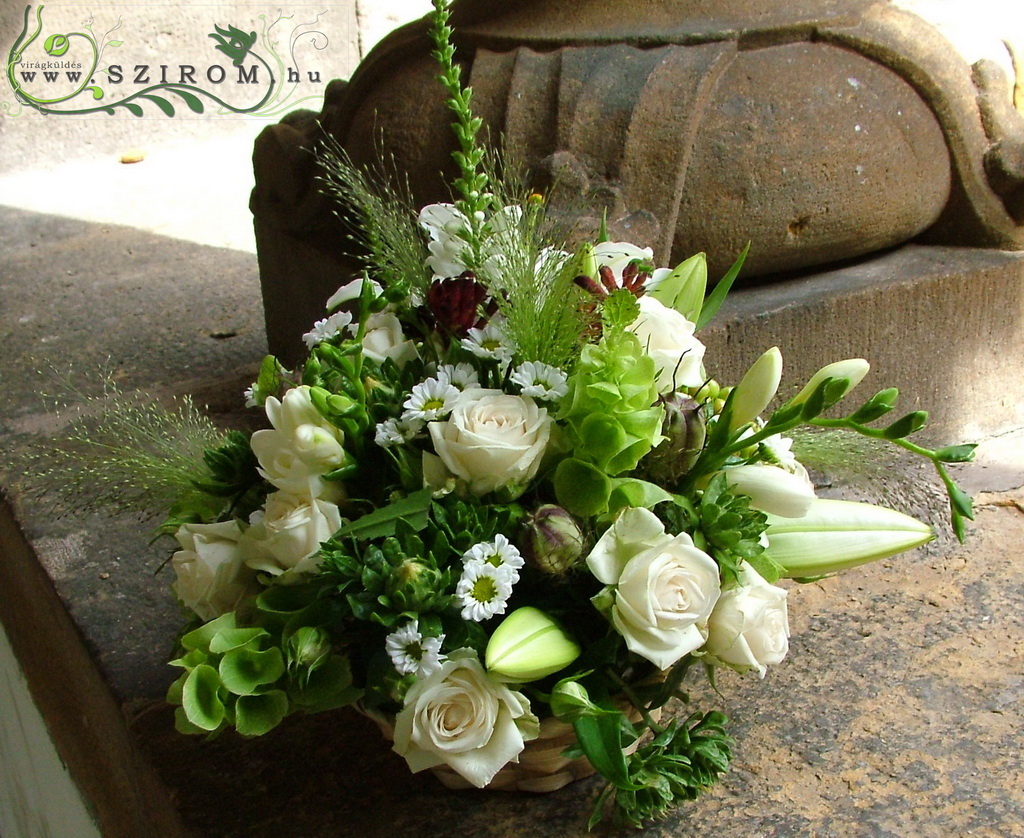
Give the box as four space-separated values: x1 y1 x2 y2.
762 498 934 577
722 463 816 518
485 607 581 682
729 347 783 430
788 359 870 407
520 505 586 575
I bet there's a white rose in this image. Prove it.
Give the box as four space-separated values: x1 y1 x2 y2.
722 463 815 518
628 294 706 392
586 507 721 670
171 521 257 622
241 491 342 578
250 386 346 496
428 390 551 497
361 311 418 368
705 565 790 677
392 648 539 788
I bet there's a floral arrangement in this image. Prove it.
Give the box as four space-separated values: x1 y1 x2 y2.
97 1 975 829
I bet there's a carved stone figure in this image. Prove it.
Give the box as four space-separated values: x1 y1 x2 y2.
251 0 1024 359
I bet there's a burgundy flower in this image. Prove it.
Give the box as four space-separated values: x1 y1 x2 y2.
427 273 490 337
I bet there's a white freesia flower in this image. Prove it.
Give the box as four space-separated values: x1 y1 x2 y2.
360 311 418 368
586 507 721 670
171 521 257 622
510 361 569 401
722 463 816 518
705 564 790 677
250 386 346 496
729 347 783 430
428 390 552 496
628 294 706 392
303 310 354 349
457 561 515 621
241 490 342 578
386 620 446 678
392 648 539 788
325 276 382 311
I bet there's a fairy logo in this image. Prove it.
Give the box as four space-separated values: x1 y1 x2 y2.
3 5 330 118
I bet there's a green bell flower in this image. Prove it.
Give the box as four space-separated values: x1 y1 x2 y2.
485 607 581 682
762 498 934 577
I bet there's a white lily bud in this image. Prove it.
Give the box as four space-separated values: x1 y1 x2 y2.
789 359 870 406
729 347 783 430
485 607 580 682
722 463 816 518
762 498 934 577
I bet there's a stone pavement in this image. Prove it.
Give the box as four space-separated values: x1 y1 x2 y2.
1 200 1023 837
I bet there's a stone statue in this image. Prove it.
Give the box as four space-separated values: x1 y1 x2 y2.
251 0 1024 359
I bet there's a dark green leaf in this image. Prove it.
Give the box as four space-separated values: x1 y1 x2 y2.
882 411 928 439
934 444 977 464
695 242 748 331
140 94 174 117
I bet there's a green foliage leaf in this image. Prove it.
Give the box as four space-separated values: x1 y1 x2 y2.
554 457 612 517
235 690 290 736
694 243 749 331
333 488 434 540
218 647 285 696
602 289 641 331
648 252 706 323
182 664 226 731
572 711 639 791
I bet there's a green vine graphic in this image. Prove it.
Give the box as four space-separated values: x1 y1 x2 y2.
2 5 327 117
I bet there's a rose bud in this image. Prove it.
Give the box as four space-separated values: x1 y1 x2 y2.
643 393 706 483
520 505 586 575
485 607 581 682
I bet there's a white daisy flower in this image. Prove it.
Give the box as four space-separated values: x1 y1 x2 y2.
460 321 515 364
436 363 481 391
462 534 525 583
402 378 461 422
456 561 514 622
385 620 446 678
302 310 355 349
243 384 259 408
510 361 569 402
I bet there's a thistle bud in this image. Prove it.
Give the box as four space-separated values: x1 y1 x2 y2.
485 607 581 682
643 393 706 483
520 505 586 575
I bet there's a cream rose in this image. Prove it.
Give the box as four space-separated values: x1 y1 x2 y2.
361 311 417 368
392 648 539 788
705 565 790 677
171 521 257 622
587 507 721 670
250 386 346 497
241 491 342 578
428 390 552 497
628 294 706 392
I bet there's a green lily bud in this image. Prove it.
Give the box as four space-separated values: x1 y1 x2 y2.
643 393 706 483
577 242 598 281
762 498 934 577
485 607 581 682
520 505 586 575
729 346 783 430
788 359 870 407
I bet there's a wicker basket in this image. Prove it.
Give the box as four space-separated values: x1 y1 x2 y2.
361 703 660 794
